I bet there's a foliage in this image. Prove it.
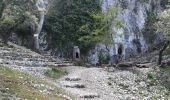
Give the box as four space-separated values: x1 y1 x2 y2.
142 11 157 44
156 8 170 41
0 0 38 40
78 6 120 46
0 65 64 99
1 16 15 25
98 51 110 64
44 67 68 79
44 0 120 56
160 0 170 9
147 71 157 80
147 71 157 86
44 0 102 56
155 3 170 65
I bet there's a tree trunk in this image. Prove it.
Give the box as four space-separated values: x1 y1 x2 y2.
158 41 169 65
34 12 45 50
158 50 163 65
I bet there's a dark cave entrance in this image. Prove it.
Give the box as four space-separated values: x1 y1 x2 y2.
118 44 123 55
76 52 79 59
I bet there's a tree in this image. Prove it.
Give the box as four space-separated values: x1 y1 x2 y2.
78 6 121 47
156 7 170 65
44 0 121 57
0 0 53 49
44 0 103 57
33 0 49 50
0 0 38 45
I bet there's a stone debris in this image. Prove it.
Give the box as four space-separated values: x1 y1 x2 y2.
0 42 169 100
116 62 134 69
62 82 85 88
65 77 81 81
80 93 99 98
57 66 169 100
136 63 152 68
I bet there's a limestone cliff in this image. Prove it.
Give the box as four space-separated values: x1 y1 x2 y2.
87 0 161 64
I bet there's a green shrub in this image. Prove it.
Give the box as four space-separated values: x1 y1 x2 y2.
9 44 14 48
44 67 68 79
147 72 156 80
98 51 110 65
74 60 85 66
147 71 157 85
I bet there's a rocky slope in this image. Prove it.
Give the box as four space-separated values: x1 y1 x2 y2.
0 41 169 100
0 41 72 77
0 41 73 99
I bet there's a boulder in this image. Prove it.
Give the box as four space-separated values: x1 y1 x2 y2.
136 63 152 68
80 93 99 98
65 77 81 81
64 83 85 88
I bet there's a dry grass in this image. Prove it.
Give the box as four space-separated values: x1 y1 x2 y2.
0 65 67 100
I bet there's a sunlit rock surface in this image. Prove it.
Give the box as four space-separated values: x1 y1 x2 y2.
87 0 161 64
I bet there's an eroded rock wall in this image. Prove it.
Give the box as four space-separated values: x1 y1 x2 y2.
87 0 161 64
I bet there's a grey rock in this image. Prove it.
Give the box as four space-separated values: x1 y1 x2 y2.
63 82 85 88
80 93 99 98
65 77 81 81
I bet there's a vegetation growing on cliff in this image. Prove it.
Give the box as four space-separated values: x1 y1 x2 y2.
0 0 37 35
44 0 119 57
142 11 157 44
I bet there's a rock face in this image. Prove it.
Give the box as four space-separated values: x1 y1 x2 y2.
87 0 161 64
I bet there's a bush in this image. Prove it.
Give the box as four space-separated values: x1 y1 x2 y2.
147 72 156 80
98 52 110 65
44 67 68 79
147 71 157 85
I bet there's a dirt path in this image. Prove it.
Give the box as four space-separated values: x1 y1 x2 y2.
57 66 169 100
0 42 169 100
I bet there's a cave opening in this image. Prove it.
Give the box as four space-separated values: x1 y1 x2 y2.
76 52 79 58
118 44 123 55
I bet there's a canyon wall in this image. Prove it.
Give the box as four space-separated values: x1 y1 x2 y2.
87 0 161 64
